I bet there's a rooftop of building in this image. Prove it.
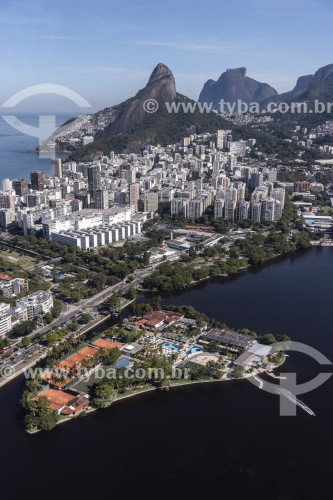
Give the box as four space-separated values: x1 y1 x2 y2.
16 290 52 304
202 328 255 349
233 351 256 367
44 204 132 223
135 310 183 329
121 342 143 355
0 274 12 281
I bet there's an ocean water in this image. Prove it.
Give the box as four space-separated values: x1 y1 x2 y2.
0 114 72 181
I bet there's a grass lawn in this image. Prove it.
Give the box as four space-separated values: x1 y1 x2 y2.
318 206 333 215
0 248 37 268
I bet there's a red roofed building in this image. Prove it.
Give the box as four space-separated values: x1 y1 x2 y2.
0 274 11 281
135 310 183 331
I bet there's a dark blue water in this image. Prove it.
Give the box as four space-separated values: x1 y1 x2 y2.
0 115 71 180
150 247 332 353
0 247 332 500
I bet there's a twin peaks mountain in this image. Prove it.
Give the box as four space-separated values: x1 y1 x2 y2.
63 63 229 159
198 67 278 108
105 63 176 135
61 62 333 160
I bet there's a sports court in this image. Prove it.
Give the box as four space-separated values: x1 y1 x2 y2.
33 388 75 411
56 346 100 372
92 338 124 350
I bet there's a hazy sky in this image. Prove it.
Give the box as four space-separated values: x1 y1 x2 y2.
0 0 332 112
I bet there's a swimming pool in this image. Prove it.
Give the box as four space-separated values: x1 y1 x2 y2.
162 342 180 352
186 346 203 356
114 358 134 369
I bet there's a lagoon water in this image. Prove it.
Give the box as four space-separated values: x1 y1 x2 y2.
0 248 332 500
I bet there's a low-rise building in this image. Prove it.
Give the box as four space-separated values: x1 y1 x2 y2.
200 328 255 351
0 278 29 297
135 310 183 331
234 342 273 367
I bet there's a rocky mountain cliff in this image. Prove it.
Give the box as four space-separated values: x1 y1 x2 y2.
198 67 277 108
104 63 176 135
54 62 333 160
296 64 333 101
261 64 333 107
52 63 177 144
65 63 234 160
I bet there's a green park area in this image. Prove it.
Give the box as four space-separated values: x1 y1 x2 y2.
318 205 333 216
0 248 37 271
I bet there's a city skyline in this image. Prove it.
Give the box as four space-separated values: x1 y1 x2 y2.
0 0 332 112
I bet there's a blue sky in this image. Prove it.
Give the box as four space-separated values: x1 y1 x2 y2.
0 0 332 112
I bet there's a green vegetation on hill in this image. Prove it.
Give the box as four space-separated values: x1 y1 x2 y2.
71 94 233 159
71 109 328 163
68 102 332 164
71 94 305 161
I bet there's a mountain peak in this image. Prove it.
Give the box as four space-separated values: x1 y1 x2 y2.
199 67 277 108
261 63 333 105
102 63 176 135
226 67 247 76
148 63 175 85
144 62 176 100
314 63 333 82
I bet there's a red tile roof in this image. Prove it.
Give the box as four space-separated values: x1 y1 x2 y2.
0 274 11 281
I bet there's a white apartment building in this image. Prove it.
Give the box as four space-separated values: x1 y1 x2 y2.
214 199 224 218
50 221 142 249
171 199 189 217
43 206 132 240
262 198 276 221
251 202 262 222
0 303 12 337
188 198 204 219
16 291 53 321
0 278 28 297
271 188 285 209
238 201 250 221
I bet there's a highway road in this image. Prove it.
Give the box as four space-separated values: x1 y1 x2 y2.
0 254 181 387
